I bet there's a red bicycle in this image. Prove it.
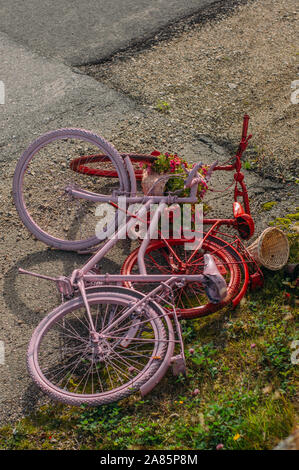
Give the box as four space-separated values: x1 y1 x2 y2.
13 115 263 320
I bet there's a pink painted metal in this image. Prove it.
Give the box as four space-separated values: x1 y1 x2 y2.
13 114 263 406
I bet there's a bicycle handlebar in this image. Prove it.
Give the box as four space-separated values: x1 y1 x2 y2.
183 160 218 190
178 114 252 200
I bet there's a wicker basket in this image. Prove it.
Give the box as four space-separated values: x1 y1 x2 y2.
247 227 289 271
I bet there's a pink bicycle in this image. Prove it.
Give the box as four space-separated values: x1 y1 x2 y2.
13 115 262 406
13 115 261 318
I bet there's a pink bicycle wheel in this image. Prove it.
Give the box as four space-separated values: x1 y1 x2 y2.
27 287 173 406
121 236 243 319
13 128 130 251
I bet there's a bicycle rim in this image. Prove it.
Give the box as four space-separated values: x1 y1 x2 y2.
13 128 130 250
27 288 171 406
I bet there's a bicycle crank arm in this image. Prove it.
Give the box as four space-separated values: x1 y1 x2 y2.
18 268 58 282
18 268 74 297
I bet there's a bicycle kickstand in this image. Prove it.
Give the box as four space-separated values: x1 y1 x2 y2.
156 281 187 377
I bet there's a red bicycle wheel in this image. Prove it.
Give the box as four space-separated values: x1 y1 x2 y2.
70 153 156 180
121 236 242 319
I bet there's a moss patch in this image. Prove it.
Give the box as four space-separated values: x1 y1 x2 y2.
262 201 277 211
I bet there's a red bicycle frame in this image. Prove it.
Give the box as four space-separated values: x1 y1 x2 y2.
69 115 256 241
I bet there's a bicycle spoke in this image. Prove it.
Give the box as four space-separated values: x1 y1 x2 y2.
17 131 128 248
33 293 168 401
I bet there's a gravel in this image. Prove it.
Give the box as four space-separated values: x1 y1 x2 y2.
82 0 299 182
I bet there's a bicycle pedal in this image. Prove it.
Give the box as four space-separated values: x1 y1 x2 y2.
171 354 186 376
56 276 74 297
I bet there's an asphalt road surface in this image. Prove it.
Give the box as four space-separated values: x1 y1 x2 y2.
0 0 217 65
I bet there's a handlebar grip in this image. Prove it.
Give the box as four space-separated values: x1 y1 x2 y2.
242 114 250 140
184 162 203 188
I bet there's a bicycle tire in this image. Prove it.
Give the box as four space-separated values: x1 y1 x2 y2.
13 128 130 251
27 287 173 406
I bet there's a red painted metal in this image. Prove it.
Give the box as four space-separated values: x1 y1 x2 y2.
250 271 264 290
70 153 156 180
235 213 255 240
233 201 245 217
69 114 259 309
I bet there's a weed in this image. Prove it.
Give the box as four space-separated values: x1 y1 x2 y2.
155 100 171 113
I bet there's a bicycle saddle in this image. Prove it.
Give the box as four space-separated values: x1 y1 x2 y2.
202 254 228 304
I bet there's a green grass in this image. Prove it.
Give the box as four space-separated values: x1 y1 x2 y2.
0 236 298 450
